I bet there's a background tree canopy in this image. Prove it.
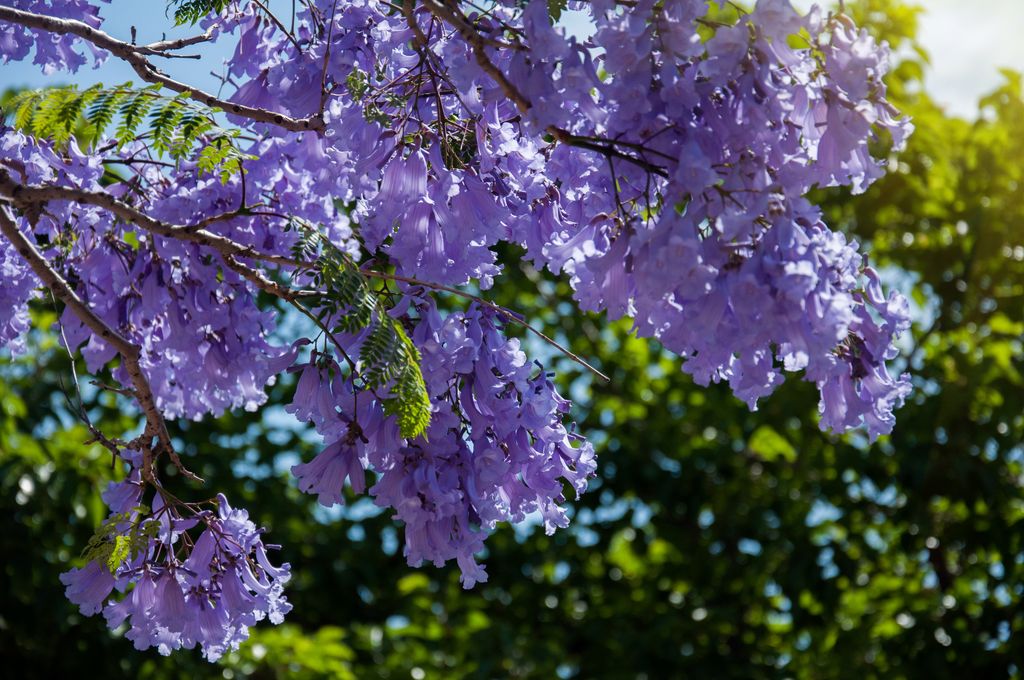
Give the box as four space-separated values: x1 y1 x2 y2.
2 1 1023 677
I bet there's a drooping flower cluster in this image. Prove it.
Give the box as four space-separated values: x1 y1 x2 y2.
290 297 595 587
61 236 297 420
60 453 291 661
0 129 297 419
0 0 916 659
0 126 106 352
467 0 915 435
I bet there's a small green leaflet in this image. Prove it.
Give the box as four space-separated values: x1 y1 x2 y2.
81 505 159 574
548 0 569 21
292 224 433 439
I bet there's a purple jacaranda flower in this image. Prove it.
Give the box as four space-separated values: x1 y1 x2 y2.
291 437 367 507
60 560 115 616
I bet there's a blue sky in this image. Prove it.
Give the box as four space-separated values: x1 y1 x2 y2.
1 0 1022 119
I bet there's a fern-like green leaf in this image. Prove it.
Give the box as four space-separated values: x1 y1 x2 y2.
384 334 432 440
197 134 255 183
175 110 214 161
295 224 434 439
9 83 252 180
149 94 187 155
85 86 129 133
362 318 403 387
167 0 232 25
115 87 159 145
9 89 45 131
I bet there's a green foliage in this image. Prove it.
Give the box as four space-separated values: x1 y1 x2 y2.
345 66 397 127
4 83 253 180
112 86 158 146
296 226 432 439
81 505 157 573
7 85 106 147
226 625 358 679
748 425 797 463
166 0 232 25
196 135 251 184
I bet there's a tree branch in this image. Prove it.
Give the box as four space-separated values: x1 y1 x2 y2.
0 167 301 269
0 170 609 381
221 253 300 301
0 5 322 133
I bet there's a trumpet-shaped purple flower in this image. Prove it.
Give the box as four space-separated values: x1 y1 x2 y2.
60 560 116 616
0 0 110 74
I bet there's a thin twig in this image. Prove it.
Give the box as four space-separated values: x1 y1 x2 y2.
49 291 125 462
319 0 340 111
141 30 213 54
251 0 303 53
0 168 301 269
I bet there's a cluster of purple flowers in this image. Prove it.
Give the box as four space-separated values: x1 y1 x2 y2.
0 0 916 658
0 127 107 353
290 298 595 587
60 453 291 661
462 0 914 436
67 242 297 419
0 233 34 354
1 130 297 420
210 0 912 437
